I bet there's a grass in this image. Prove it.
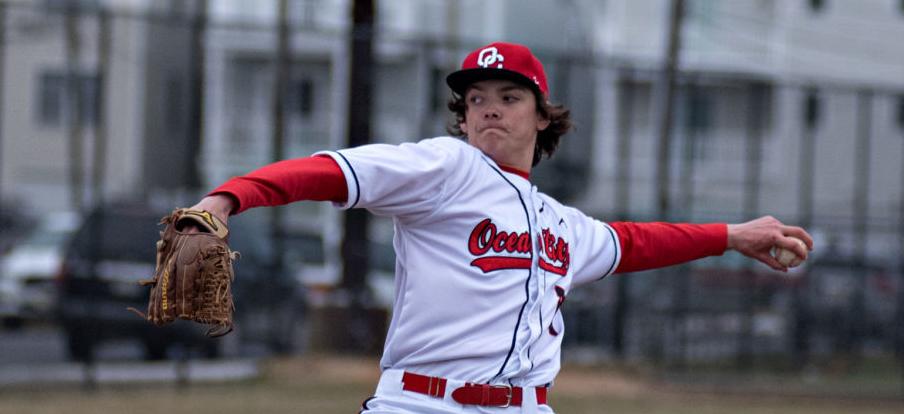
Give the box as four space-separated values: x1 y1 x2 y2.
1 354 903 414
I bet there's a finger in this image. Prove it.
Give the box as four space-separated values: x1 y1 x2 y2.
756 252 788 272
783 226 814 250
774 235 808 260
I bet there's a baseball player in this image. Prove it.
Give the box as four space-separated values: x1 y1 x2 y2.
189 42 813 413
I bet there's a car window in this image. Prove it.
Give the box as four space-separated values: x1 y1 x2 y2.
283 233 324 264
226 215 275 265
24 230 70 247
69 211 161 262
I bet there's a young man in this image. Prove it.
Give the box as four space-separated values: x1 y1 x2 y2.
191 42 813 413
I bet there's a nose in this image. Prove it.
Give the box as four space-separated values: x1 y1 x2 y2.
483 106 501 119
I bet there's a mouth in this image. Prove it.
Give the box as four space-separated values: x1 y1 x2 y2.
479 125 508 134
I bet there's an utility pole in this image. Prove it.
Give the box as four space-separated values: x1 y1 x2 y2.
655 0 686 369
92 6 110 207
339 0 375 352
65 3 85 213
272 0 289 165
187 0 208 191
0 1 6 204
268 0 290 327
654 0 685 219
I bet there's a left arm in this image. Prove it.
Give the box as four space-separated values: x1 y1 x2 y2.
612 216 813 273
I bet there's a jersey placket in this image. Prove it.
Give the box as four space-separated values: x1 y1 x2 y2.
508 185 549 384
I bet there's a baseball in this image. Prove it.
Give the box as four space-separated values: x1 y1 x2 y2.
773 237 806 268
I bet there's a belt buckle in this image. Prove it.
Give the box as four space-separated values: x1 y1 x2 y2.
489 384 512 408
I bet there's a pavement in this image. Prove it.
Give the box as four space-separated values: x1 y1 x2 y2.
0 358 260 387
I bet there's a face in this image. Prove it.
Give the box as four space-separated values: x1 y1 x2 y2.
461 79 550 170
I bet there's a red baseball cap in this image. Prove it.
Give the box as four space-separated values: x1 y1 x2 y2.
446 42 549 99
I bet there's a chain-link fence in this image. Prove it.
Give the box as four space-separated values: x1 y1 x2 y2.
1 0 903 393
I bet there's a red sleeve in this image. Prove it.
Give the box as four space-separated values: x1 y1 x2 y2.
208 155 348 214
610 222 727 274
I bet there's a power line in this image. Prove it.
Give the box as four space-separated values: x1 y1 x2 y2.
697 14 904 77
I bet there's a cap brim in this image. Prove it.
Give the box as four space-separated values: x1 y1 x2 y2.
446 68 542 97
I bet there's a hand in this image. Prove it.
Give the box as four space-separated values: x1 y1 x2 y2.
727 216 814 272
182 194 236 234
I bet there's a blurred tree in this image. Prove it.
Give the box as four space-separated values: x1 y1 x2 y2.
339 0 375 353
187 0 208 190
65 3 84 213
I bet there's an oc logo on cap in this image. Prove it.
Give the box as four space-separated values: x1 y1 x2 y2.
477 47 504 69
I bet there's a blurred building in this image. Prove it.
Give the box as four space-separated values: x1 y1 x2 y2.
0 0 208 213
1 0 902 260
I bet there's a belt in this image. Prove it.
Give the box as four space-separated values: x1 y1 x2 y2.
401 371 548 408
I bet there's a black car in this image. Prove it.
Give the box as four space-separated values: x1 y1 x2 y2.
56 203 307 361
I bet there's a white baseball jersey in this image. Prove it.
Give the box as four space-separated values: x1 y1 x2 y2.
316 136 622 388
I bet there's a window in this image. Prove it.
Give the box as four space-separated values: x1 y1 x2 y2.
430 67 446 113
684 87 712 133
165 75 184 133
896 95 904 129
804 90 820 129
39 73 66 125
683 86 712 161
37 71 102 127
296 0 319 27
79 74 102 125
808 0 825 13
43 0 100 12
288 78 314 117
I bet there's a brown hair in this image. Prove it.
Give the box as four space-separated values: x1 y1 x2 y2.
446 88 573 166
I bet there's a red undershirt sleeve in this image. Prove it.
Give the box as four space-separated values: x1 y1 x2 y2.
609 221 728 274
207 155 348 215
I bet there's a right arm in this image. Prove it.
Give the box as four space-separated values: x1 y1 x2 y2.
190 155 348 224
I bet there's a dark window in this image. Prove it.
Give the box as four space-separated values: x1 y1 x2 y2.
165 76 184 133
79 74 102 126
39 73 66 126
685 87 712 132
896 95 904 129
43 0 100 11
430 67 446 113
804 90 820 128
289 78 314 116
808 0 825 13
38 71 102 127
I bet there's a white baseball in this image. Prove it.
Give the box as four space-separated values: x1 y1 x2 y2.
773 237 806 268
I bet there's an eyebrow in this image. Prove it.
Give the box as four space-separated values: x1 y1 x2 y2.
468 84 528 94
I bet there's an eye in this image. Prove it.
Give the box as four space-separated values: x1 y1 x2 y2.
468 95 484 105
503 95 519 103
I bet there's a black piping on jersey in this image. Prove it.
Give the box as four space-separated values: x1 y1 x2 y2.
598 224 620 280
481 157 534 381
359 396 376 414
335 151 361 208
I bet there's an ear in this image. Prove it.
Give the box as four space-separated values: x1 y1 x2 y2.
537 116 551 132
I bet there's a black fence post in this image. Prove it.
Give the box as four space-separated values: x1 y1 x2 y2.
792 87 819 371
612 73 635 359
738 81 767 370
895 94 904 397
846 90 873 367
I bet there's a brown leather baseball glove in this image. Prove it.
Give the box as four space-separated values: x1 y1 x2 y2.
130 208 239 337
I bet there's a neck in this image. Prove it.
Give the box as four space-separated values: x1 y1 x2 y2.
499 164 530 180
